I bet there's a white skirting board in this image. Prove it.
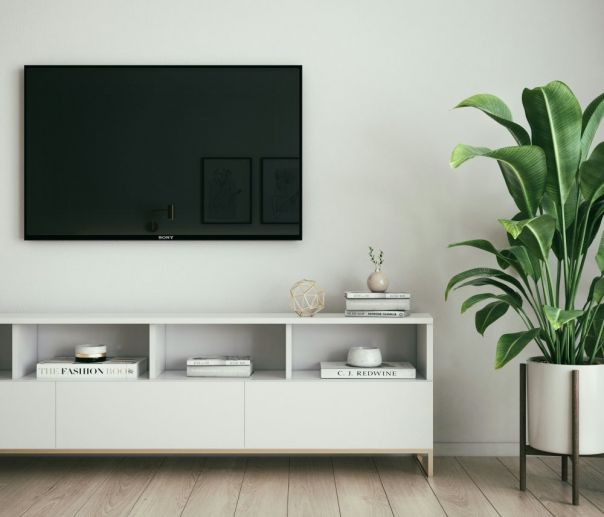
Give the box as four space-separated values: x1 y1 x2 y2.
435 442 518 456
0 446 516 457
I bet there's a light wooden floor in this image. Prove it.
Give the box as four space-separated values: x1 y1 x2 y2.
0 456 602 516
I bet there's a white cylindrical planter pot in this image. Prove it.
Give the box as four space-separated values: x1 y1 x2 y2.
527 358 604 455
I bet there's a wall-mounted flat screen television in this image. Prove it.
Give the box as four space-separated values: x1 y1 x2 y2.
25 65 302 240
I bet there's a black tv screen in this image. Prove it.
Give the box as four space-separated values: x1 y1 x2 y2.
25 65 302 240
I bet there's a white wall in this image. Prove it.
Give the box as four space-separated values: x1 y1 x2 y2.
1 0 603 454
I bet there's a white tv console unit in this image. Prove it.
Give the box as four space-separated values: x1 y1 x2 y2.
0 313 434 475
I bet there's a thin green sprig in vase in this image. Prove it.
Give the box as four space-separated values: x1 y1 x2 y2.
368 246 384 271
446 81 604 368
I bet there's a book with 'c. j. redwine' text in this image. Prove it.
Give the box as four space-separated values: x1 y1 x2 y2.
320 361 416 379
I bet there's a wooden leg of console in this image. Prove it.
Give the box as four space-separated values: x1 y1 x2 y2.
416 450 433 477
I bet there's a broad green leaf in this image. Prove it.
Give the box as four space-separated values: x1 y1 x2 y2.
581 91 604 159
579 142 604 203
502 246 540 280
596 229 604 272
592 278 604 304
550 231 564 261
502 214 544 276
585 305 604 360
448 239 498 255
584 200 604 259
445 267 526 300
475 301 509 335
499 215 556 260
559 200 604 261
543 305 584 331
541 184 579 232
461 292 521 314
461 293 497 313
504 213 525 247
498 162 537 218
499 219 528 239
446 267 502 299
454 277 524 302
564 183 579 228
541 192 558 223
588 276 600 299
522 81 582 208
474 302 509 336
450 144 491 167
455 94 531 145
448 239 512 268
517 215 556 260
542 192 573 261
450 144 546 217
582 195 604 273
495 329 540 369
560 194 583 260
500 293 522 308
542 197 574 262
498 248 520 275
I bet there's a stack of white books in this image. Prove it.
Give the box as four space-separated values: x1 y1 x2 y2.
37 357 147 380
344 291 411 317
186 355 253 377
320 361 416 379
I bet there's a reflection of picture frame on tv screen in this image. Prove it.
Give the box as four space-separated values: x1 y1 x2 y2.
261 158 301 224
201 158 252 224
24 65 302 240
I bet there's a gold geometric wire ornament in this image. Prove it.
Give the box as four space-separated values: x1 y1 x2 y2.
289 279 326 317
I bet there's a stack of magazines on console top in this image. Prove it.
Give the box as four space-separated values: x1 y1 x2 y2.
344 291 411 318
186 355 253 377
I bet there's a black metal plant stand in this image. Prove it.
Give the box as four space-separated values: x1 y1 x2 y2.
519 363 604 506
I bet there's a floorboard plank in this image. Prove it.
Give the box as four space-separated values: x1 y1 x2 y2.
541 456 604 513
234 457 289 517
4 454 603 517
0 457 76 517
374 456 445 517
288 457 339 517
182 457 246 517
0 457 35 494
500 456 602 516
427 457 499 517
21 458 118 517
129 457 202 517
458 457 551 517
333 457 393 517
583 457 604 476
75 457 162 517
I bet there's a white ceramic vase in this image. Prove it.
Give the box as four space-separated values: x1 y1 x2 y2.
367 268 389 293
527 358 604 455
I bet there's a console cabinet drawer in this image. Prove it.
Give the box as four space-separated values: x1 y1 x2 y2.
0 382 55 449
56 381 244 449
245 381 433 449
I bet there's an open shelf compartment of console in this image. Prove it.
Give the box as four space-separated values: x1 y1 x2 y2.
148 323 286 380
291 318 432 382
11 324 149 380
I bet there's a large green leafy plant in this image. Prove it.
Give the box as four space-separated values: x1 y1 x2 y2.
446 81 604 368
